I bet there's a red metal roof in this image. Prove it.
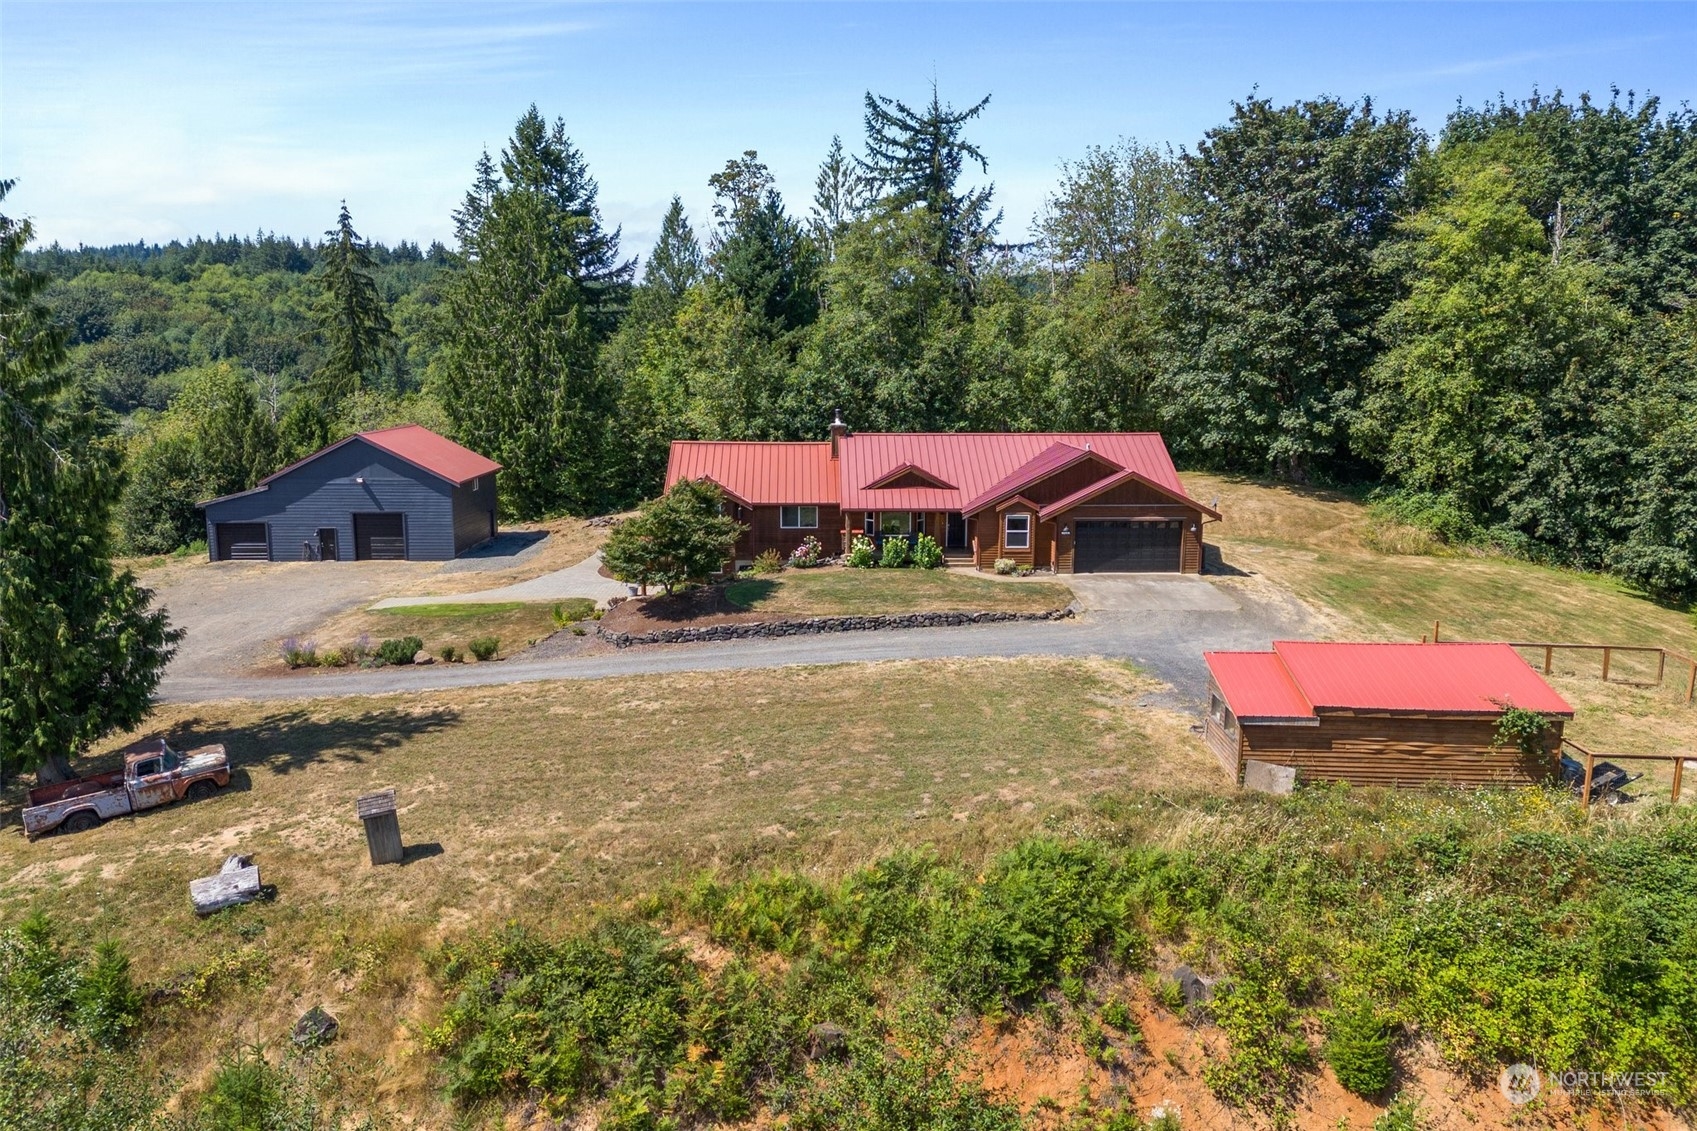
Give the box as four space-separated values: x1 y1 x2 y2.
839 432 1199 512
1204 652 1313 720
665 441 839 505
958 442 1107 513
1207 642 1575 720
354 425 501 486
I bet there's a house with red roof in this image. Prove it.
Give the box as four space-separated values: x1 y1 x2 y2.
665 416 1220 572
1203 641 1575 788
199 425 501 562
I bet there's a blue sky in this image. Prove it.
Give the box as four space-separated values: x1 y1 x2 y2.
4 2 1695 260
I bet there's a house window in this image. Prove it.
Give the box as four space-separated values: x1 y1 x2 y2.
864 512 876 535
879 512 912 535
780 505 819 529
1004 513 1031 549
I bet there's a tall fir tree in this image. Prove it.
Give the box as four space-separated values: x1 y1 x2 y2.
859 85 1001 302
809 135 867 263
312 201 395 404
0 182 181 786
707 151 820 335
434 110 622 517
629 196 704 327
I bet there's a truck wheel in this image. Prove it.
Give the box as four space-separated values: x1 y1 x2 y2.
62 811 101 834
186 780 219 802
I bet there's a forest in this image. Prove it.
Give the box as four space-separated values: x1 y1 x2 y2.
30 84 1697 602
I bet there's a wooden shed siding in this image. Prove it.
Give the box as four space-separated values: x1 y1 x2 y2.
1240 714 1565 788
1204 716 1242 781
733 504 843 561
203 440 462 561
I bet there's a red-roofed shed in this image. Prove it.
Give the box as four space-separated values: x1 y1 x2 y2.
1202 642 1574 788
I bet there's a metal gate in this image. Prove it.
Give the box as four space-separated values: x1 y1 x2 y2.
214 522 270 561
1074 519 1182 572
353 513 406 561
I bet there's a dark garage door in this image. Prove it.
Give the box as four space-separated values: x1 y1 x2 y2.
214 522 270 561
353 513 406 561
1075 520 1182 572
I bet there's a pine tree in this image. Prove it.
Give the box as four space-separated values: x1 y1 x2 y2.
0 182 181 786
312 201 395 404
859 85 1001 299
630 196 704 326
435 109 625 518
809 135 867 262
707 151 819 334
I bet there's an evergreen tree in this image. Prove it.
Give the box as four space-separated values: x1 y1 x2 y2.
707 151 820 335
434 109 622 518
859 85 1001 300
809 135 867 262
629 196 703 327
312 201 395 404
1164 95 1420 478
0 183 180 786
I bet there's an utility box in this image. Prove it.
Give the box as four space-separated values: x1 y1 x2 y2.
355 788 403 865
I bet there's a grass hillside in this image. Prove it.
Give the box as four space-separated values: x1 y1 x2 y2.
6 481 1696 1131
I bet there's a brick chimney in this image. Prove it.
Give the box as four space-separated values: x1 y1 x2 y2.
829 409 848 459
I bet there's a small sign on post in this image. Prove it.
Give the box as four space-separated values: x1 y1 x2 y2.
356 788 403 865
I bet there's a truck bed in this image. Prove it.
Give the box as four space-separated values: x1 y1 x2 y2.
26 769 125 808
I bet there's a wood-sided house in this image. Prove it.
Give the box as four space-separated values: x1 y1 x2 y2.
664 417 1219 573
1203 641 1575 788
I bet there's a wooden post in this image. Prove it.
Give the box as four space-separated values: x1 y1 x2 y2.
1673 758 1685 803
1601 647 1612 683
1686 660 1696 705
1432 621 1440 644
1657 650 1668 686
356 789 403 866
1581 750 1596 810
1544 645 1554 674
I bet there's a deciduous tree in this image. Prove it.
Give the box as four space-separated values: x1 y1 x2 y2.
601 479 744 595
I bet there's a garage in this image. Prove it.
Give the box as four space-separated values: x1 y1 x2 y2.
353 513 406 560
213 522 269 562
1074 519 1183 572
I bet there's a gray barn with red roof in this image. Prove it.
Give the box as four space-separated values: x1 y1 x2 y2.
665 417 1219 572
1203 641 1576 788
199 425 501 562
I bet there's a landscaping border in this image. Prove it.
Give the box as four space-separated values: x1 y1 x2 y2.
598 607 1075 648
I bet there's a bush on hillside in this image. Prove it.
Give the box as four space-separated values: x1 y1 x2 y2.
375 636 423 666
1323 1003 1396 1096
467 636 499 661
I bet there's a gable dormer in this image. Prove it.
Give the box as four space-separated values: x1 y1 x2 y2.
863 462 957 491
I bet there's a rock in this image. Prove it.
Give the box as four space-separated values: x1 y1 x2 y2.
1170 964 1214 1006
292 1005 338 1049
412 650 434 665
807 1022 849 1059
608 596 627 607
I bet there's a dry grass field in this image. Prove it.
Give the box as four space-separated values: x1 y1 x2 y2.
0 657 1212 1114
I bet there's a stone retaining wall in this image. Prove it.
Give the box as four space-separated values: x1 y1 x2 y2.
599 607 1074 649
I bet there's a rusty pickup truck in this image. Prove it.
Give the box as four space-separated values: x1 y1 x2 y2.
23 740 231 839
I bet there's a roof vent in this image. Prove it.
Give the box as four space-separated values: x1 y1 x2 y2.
1084 441 1092 451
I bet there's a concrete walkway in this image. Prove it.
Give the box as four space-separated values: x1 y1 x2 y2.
371 552 631 609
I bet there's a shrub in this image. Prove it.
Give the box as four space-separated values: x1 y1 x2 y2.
993 558 1018 575
1323 1003 1395 1097
789 535 825 568
279 638 317 669
845 535 877 568
1373 1094 1424 1131
468 636 499 661
878 537 911 568
1493 702 1551 758
602 479 745 595
912 533 944 569
1100 996 1135 1035
315 648 345 668
438 645 459 663
375 636 423 666
752 548 785 574
346 634 373 663
174 538 208 560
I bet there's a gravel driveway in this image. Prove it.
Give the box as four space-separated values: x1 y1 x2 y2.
157 574 1322 709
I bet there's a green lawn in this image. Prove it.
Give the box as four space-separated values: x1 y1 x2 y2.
724 567 1072 616
291 598 597 666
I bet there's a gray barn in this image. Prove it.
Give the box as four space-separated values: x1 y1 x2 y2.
199 425 501 562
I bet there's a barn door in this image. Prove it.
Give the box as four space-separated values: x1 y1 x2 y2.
214 522 269 561
353 513 406 561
